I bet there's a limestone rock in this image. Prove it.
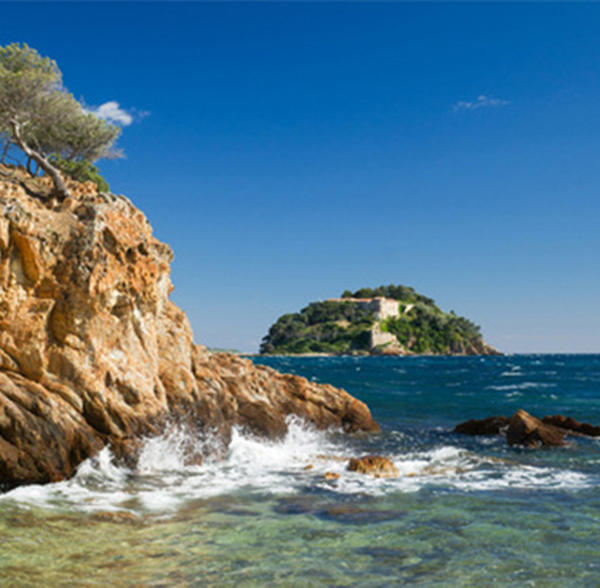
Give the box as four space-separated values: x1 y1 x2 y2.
347 455 399 478
0 167 379 488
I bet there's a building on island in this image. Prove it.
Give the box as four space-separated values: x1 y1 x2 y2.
326 297 406 353
326 297 401 321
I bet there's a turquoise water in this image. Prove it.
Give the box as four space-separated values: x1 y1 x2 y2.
1 355 599 586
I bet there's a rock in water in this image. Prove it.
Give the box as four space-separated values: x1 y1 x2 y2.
541 415 600 437
506 410 566 447
456 410 600 448
454 416 509 435
347 455 399 478
0 168 379 488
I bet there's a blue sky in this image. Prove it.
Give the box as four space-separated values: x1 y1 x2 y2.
2 2 599 352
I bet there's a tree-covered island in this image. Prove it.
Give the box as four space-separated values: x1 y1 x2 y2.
260 285 500 356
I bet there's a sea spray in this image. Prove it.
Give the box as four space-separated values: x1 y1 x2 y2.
1 413 595 516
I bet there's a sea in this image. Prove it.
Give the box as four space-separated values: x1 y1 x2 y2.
1 355 599 586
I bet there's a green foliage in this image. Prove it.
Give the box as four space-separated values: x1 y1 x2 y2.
260 301 375 354
383 302 483 354
34 93 121 162
341 284 435 306
0 43 60 121
0 43 121 194
50 156 110 192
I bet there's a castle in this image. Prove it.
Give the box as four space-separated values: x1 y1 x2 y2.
327 297 405 353
326 296 400 320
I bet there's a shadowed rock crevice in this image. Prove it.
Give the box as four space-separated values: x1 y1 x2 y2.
0 166 379 488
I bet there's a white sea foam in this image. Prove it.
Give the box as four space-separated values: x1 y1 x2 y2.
311 444 593 495
487 382 557 391
0 418 594 514
2 446 133 513
0 417 345 513
501 365 523 377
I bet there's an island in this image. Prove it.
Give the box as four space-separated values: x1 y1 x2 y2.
260 285 500 356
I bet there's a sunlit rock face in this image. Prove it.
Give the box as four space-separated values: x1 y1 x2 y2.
347 455 399 478
0 167 379 488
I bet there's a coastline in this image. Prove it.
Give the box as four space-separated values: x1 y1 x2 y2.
253 350 504 358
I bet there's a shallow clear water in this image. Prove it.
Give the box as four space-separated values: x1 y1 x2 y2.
1 355 599 586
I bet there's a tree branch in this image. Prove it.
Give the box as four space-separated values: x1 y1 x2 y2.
10 119 70 199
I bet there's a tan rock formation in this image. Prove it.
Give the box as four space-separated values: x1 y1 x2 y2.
506 410 566 447
323 472 340 480
0 166 379 488
347 454 399 478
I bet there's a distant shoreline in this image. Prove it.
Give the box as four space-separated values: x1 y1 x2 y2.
249 352 600 358
248 351 505 358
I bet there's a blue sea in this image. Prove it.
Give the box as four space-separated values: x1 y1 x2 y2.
1 355 599 586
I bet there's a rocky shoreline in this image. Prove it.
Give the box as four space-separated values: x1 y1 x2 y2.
0 167 379 489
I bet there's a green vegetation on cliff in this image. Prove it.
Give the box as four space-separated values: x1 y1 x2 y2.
260 301 374 354
260 285 497 355
380 303 486 354
0 43 120 198
341 285 434 305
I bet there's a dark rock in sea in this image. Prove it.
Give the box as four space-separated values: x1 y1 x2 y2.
347 455 399 478
454 416 509 435
541 415 600 437
0 167 379 488
455 409 600 448
506 410 566 447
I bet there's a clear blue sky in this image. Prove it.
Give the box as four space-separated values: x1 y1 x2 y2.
3 2 599 353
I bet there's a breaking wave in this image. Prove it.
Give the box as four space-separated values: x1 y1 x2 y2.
0 415 594 515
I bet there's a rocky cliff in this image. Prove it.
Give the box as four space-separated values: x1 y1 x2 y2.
0 166 378 488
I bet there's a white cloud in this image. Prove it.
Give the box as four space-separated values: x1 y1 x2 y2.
88 101 134 126
453 95 510 112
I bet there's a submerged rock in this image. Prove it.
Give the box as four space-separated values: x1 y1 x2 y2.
347 455 399 478
91 511 139 524
0 167 379 488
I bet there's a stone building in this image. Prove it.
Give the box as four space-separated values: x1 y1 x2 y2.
327 297 401 321
327 297 405 354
